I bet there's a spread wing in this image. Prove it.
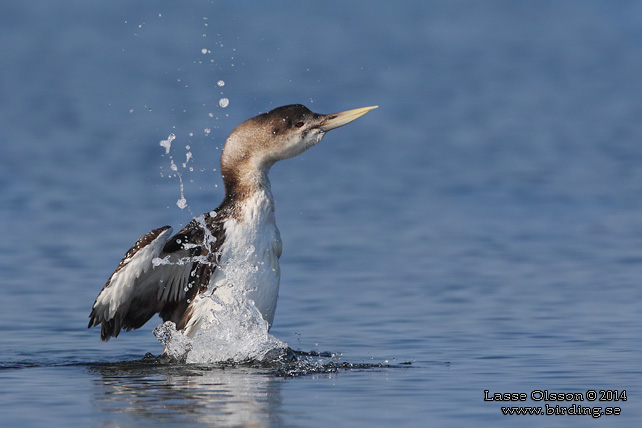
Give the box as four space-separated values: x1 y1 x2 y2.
88 214 223 341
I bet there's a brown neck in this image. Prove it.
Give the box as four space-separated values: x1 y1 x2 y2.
220 158 271 205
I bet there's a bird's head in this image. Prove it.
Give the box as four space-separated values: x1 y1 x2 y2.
221 104 377 179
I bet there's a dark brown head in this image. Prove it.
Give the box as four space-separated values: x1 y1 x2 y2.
220 104 377 197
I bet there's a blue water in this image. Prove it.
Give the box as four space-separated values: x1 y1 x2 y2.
2 0 642 426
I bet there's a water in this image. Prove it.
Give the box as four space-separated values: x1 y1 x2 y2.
1 0 642 426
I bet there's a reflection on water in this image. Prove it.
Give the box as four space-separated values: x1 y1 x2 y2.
92 362 284 427
89 353 402 426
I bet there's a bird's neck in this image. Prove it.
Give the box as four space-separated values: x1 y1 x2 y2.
221 161 274 213
220 132 277 217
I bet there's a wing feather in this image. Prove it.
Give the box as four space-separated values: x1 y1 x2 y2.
88 214 224 341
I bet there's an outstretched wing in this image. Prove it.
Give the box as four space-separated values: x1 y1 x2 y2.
88 214 222 341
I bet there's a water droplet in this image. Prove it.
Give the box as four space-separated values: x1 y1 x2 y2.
159 133 176 154
219 98 229 108
217 80 225 87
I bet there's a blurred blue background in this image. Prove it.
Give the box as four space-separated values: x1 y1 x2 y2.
1 1 641 426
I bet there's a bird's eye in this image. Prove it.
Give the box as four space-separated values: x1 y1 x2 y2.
295 121 304 128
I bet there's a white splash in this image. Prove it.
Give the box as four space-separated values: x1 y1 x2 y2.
159 133 189 211
160 133 176 154
182 151 193 168
153 237 287 363
176 197 188 210
153 285 287 364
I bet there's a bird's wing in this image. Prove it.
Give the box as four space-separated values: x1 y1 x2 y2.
88 214 222 341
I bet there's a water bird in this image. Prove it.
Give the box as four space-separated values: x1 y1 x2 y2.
89 104 377 341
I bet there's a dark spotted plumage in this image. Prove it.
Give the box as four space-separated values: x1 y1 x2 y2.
88 210 227 341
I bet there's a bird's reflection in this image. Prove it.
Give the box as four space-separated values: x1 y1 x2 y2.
91 361 284 427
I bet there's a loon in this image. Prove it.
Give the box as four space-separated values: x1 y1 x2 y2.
88 104 377 340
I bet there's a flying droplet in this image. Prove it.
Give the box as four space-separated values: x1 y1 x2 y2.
159 133 176 154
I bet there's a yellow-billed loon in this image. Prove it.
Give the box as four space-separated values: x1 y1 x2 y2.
88 104 377 340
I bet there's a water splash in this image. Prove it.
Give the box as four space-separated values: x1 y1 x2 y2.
182 150 193 168
153 296 287 364
176 195 188 210
159 133 175 154
153 238 286 364
159 133 189 211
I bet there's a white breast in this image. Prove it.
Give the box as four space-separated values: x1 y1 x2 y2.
184 189 282 337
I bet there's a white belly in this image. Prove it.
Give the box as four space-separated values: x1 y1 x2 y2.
214 215 282 325
184 190 282 337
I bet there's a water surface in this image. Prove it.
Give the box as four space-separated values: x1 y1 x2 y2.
1 1 642 426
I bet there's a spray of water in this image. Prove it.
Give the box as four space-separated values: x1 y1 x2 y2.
154 293 287 364
159 133 191 211
153 242 287 364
